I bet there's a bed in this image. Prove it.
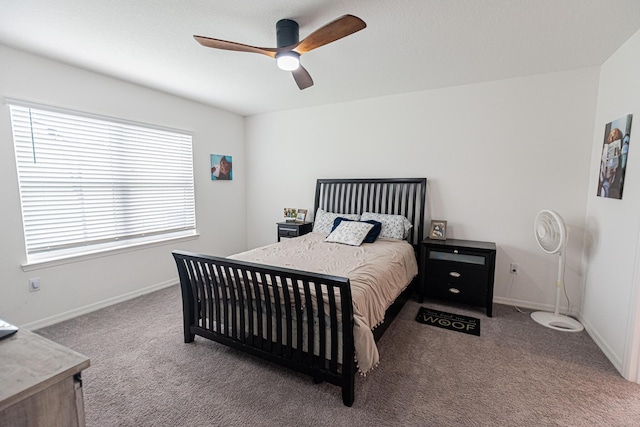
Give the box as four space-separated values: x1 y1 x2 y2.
172 178 426 406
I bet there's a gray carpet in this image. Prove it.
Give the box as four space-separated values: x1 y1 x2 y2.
37 285 640 426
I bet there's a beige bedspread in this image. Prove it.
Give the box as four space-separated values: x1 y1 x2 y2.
228 232 418 374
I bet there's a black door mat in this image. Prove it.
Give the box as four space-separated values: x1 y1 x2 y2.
416 307 480 336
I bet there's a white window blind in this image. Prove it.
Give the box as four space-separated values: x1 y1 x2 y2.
8 100 196 261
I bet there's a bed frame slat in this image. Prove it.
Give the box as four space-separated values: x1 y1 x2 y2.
315 281 327 370
292 278 304 363
281 277 293 359
302 279 314 367
328 289 339 373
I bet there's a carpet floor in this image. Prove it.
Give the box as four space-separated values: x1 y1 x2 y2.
37 285 640 426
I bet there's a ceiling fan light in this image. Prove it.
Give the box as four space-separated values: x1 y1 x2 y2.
276 52 300 71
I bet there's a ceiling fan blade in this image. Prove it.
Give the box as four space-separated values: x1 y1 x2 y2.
292 65 314 90
294 15 366 55
194 35 282 58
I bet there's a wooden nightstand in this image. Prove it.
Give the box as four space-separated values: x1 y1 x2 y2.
277 221 313 242
420 238 497 317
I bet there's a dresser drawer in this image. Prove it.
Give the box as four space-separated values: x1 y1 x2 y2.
278 225 300 237
425 265 488 305
276 222 313 242
426 263 489 287
427 249 489 269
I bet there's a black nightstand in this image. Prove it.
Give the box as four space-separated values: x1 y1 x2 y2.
420 238 497 317
277 221 313 242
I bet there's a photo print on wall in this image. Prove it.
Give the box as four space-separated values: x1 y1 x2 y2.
211 154 233 180
597 114 632 199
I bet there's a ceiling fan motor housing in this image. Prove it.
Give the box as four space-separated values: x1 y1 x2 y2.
277 19 299 47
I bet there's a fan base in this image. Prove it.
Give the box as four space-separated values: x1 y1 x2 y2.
531 311 584 332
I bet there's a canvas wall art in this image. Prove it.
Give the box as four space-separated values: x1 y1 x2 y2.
597 114 632 199
211 154 233 180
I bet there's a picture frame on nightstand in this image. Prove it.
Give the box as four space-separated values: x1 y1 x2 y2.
295 209 307 223
283 207 298 223
429 220 447 240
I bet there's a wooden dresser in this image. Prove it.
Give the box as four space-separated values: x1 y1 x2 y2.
0 329 90 427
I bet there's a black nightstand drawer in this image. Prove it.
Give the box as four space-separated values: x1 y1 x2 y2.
277 222 313 242
426 282 488 307
420 238 497 317
425 264 489 289
425 265 488 306
428 250 489 269
278 226 300 237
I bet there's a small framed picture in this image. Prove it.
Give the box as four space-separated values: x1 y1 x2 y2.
429 220 447 240
296 209 307 223
283 208 298 222
210 154 232 180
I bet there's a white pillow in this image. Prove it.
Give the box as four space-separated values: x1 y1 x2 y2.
324 221 374 246
360 212 413 240
312 208 361 234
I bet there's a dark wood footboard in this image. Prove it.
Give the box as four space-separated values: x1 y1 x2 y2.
172 250 358 406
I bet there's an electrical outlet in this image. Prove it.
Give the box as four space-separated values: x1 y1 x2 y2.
29 277 41 292
510 263 519 274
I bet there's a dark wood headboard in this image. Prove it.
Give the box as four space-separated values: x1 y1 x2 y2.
313 178 427 247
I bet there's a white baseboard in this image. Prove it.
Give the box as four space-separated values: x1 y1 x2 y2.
493 296 581 317
24 279 178 331
578 315 623 373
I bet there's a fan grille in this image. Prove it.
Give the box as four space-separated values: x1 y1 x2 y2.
534 210 567 253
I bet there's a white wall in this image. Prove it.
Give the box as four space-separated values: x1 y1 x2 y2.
582 29 640 376
245 68 600 315
0 45 246 328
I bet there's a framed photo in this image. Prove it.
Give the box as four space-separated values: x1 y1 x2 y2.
429 220 447 240
597 114 632 199
211 154 233 180
283 208 298 222
295 209 307 223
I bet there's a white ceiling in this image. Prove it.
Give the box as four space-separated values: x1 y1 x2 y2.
1 1 640 117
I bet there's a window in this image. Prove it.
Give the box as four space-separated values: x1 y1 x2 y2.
7 99 196 264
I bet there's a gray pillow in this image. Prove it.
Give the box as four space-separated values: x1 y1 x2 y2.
312 208 361 234
360 212 413 240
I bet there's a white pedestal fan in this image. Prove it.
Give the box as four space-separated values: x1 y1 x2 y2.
531 210 584 332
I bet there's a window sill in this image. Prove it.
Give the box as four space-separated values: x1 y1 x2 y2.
21 232 199 272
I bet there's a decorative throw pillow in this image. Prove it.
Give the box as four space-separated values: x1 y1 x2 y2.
331 217 382 243
312 208 361 234
360 212 413 240
324 221 374 246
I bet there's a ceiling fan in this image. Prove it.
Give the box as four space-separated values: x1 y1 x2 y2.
194 14 366 90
